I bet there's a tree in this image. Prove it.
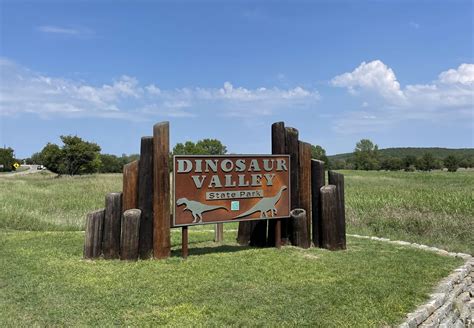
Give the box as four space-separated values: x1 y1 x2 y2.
353 139 380 170
403 155 417 171
444 155 459 172
40 143 63 174
98 154 123 173
416 152 435 171
311 145 330 168
0 147 15 172
380 157 403 171
61 136 101 175
172 139 227 156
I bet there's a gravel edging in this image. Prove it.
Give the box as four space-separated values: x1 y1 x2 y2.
348 234 473 328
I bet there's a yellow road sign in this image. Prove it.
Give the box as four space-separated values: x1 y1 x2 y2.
13 162 20 169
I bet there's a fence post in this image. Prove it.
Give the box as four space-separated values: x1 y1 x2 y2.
138 136 154 259
237 220 256 245
328 171 346 250
120 209 141 261
311 160 325 247
298 141 312 245
84 209 105 259
320 185 343 250
123 160 139 211
214 223 224 243
153 122 171 259
103 193 122 259
290 209 310 248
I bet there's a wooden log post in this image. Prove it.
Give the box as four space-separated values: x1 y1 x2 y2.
237 220 256 246
84 209 105 259
328 171 346 250
298 141 312 245
182 226 189 259
320 185 343 250
123 160 139 211
268 121 286 247
214 223 224 243
311 160 325 247
120 209 141 261
249 220 267 247
153 122 171 259
286 127 299 245
138 136 154 259
290 209 310 248
102 193 122 259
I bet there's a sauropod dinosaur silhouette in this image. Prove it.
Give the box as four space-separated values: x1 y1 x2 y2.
176 198 228 223
232 185 287 220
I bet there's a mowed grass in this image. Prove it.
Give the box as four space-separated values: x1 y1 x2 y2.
341 170 474 254
0 230 462 327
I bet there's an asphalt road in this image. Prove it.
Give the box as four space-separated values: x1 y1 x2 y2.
0 165 43 177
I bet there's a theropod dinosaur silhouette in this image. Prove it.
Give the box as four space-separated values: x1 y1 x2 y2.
176 198 228 223
232 185 287 220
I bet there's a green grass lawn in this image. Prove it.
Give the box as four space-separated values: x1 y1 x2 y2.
0 230 462 327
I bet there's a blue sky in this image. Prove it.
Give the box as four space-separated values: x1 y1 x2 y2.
0 0 473 158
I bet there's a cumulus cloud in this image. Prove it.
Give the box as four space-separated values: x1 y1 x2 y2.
0 58 319 119
331 60 474 133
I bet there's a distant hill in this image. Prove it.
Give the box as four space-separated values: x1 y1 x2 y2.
328 147 474 161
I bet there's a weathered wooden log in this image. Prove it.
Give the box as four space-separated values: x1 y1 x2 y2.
102 193 122 259
84 209 105 259
320 185 343 250
214 223 224 243
153 122 171 259
123 160 139 211
182 226 188 259
298 141 312 245
290 209 310 249
311 160 325 247
250 220 267 247
120 209 141 261
285 127 299 245
138 136 154 259
268 121 286 247
328 171 346 250
237 220 256 246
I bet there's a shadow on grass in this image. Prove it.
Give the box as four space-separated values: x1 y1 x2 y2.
170 243 255 257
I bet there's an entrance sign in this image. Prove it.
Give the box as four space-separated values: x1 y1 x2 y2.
173 155 291 227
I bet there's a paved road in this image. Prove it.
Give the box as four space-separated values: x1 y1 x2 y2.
0 165 43 177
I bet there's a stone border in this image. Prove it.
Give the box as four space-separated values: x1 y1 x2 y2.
348 234 473 327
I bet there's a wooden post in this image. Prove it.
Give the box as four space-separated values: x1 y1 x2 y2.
290 209 310 248
103 193 122 259
275 220 281 249
328 171 346 250
153 122 171 259
298 141 312 245
138 136 154 259
123 160 139 211
120 209 141 261
320 185 343 250
268 121 286 247
84 209 105 259
214 223 224 243
182 226 188 259
237 220 256 246
250 220 267 247
311 160 325 247
286 127 299 245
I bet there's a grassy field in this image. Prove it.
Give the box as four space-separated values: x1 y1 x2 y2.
0 230 462 327
0 170 471 326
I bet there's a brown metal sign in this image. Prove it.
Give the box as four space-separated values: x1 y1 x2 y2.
172 155 291 227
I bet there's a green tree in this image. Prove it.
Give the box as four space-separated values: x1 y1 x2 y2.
0 147 15 172
173 139 227 156
416 152 435 171
99 154 123 173
311 145 330 168
403 155 417 171
40 143 63 174
381 157 403 171
444 155 459 172
353 139 380 170
61 136 101 175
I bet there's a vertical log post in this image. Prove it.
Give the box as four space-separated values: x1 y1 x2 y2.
123 160 139 211
311 160 325 247
328 171 346 250
268 121 286 247
214 223 224 243
237 220 256 246
286 127 299 245
182 226 189 259
138 136 154 259
120 209 141 261
84 209 105 259
320 185 342 250
103 193 122 259
290 209 310 248
298 141 312 245
250 221 267 247
153 122 171 259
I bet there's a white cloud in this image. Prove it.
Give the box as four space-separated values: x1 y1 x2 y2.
37 25 94 37
331 60 474 133
0 58 319 120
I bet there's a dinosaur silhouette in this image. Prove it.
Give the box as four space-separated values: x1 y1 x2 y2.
176 198 228 223
232 185 287 220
